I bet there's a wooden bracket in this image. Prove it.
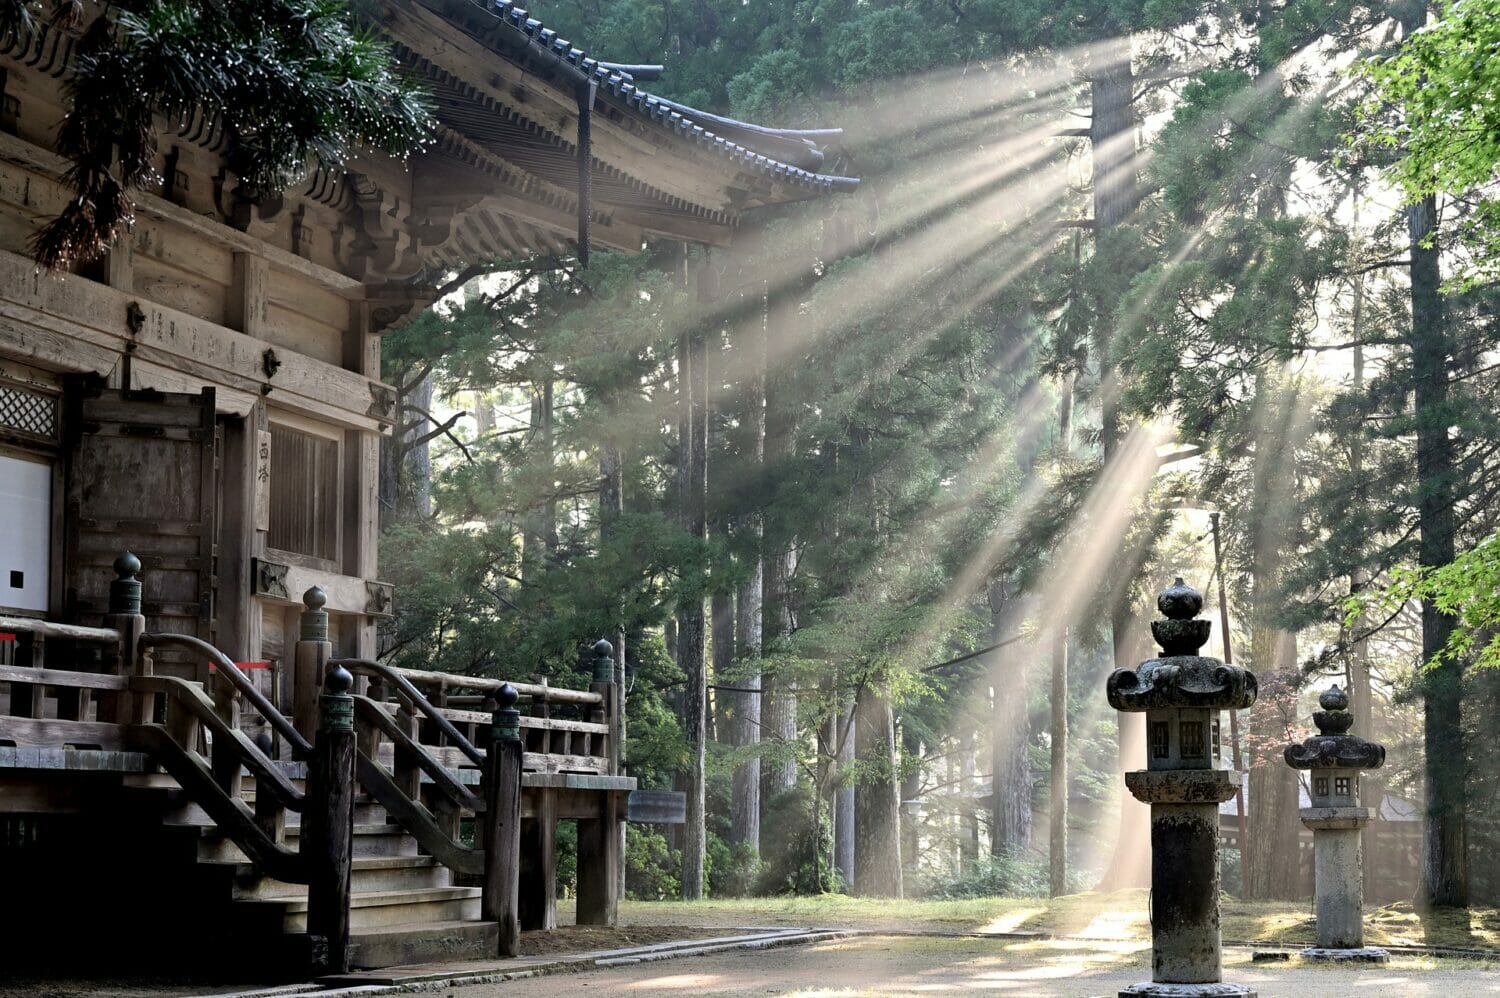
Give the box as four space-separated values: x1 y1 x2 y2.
251 558 290 600
364 581 395 618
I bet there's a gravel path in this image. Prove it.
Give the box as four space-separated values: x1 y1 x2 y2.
450 934 1500 997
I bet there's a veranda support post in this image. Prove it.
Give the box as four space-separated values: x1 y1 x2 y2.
577 638 621 926
1107 579 1259 998
305 660 356 976
482 683 524 957
300 587 354 976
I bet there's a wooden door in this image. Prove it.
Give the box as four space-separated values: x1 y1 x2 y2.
63 381 219 681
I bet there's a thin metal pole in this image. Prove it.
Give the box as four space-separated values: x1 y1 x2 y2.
1211 511 1248 879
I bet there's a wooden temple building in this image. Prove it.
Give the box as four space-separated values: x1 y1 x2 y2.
0 0 854 976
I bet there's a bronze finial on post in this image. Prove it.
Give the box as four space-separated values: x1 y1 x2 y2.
105 551 147 723
1284 684 1388 962
592 638 615 684
482 683 524 957
294 586 332 744
305 663 355 976
109 551 142 616
1108 579 1258 998
301 585 329 641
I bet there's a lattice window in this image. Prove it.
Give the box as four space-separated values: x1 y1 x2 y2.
1180 721 1206 759
0 383 58 440
1314 777 1329 797
268 424 341 564
1335 776 1351 797
1150 721 1170 759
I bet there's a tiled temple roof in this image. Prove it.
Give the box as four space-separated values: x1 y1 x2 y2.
456 0 860 195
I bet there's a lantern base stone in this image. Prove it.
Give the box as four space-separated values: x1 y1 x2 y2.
1118 984 1257 996
1299 946 1389 963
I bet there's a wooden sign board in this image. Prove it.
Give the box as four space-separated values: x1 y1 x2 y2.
626 789 686 825
254 428 271 532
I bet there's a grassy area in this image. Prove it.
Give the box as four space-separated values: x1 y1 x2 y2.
615 892 1500 950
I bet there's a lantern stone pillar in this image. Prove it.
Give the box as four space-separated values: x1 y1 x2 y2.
1284 684 1388 962
1108 579 1259 998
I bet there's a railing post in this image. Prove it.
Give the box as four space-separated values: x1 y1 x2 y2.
304 663 355 977
589 638 618 773
577 638 620 927
104 551 147 725
295 587 331 749
482 683 523 958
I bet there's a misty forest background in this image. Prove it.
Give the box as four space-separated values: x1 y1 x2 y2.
370 0 1500 908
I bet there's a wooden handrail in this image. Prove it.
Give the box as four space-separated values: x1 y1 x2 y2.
378 663 603 707
131 674 304 811
354 748 483 875
0 615 120 644
334 659 485 767
130 725 307 883
352 695 482 813
142 632 311 758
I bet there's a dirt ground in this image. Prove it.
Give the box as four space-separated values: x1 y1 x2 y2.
456 935 1500 997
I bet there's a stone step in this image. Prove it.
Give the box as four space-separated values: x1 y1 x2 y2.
237 886 483 933
197 822 417 866
233 855 453 899
282 822 418 858
163 797 390 829
347 919 500 969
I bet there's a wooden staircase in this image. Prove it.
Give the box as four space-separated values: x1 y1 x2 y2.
139 760 500 967
0 561 634 977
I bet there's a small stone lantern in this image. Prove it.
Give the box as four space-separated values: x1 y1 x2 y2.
1108 578 1259 998
1283 684 1387 962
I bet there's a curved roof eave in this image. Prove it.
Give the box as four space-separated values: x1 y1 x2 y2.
444 0 861 196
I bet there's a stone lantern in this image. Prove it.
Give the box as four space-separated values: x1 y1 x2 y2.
1283 684 1387 962
1107 578 1259 997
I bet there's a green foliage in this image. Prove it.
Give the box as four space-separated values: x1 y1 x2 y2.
625 825 682 900
916 850 1057 900
33 0 430 268
1359 0 1500 285
755 786 837 895
708 834 764 898
1348 534 1500 672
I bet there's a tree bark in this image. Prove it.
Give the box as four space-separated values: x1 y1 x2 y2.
1088 45 1152 894
1244 641 1302 899
1240 372 1303 900
1050 374 1073 895
989 579 1031 855
761 280 801 799
731 562 763 853
1408 188 1465 906
711 589 733 744
835 701 856 887
679 263 713 900
854 682 902 897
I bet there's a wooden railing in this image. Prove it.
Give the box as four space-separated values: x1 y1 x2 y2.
345 658 620 778
0 553 616 966
0 614 129 740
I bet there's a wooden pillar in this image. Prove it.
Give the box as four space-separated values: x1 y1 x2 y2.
344 306 381 662
482 683 523 957
576 790 621 926
578 639 621 925
293 587 331 747
211 668 242 798
304 662 356 976
519 790 557 930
